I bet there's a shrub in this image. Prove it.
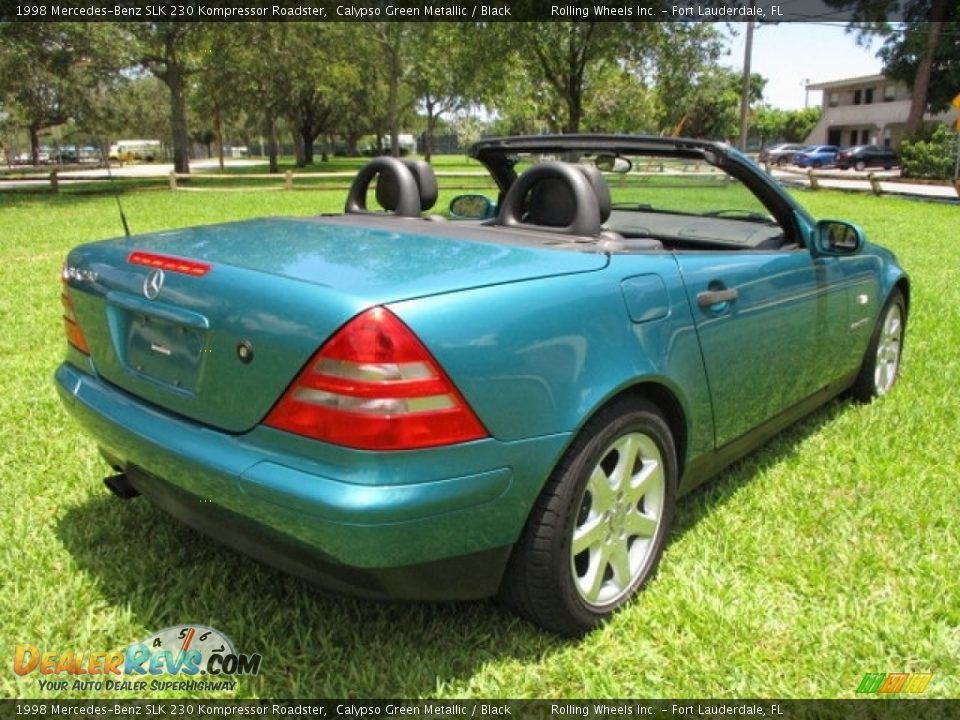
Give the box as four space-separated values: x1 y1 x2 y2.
899 124 957 180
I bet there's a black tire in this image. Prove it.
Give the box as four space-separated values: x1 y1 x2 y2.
498 398 677 637
854 160 866 171
851 289 906 402
813 160 823 169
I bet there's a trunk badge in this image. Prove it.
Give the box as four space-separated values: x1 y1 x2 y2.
144 269 165 300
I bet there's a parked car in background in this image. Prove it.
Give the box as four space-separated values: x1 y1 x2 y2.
794 145 839 169
56 134 909 637
836 145 898 171
758 143 808 166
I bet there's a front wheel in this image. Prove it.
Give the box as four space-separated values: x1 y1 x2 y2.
499 398 676 636
851 289 906 401
854 160 866 171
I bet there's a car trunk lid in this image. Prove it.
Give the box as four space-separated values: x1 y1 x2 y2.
64 217 607 432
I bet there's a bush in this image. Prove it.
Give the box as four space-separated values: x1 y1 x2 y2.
899 124 958 180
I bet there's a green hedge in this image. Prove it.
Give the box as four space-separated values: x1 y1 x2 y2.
899 124 958 180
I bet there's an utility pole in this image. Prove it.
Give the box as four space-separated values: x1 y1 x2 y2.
738 14 755 151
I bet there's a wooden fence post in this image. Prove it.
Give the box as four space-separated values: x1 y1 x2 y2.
168 171 177 190
806 169 819 190
868 173 882 196
284 170 293 190
49 170 58 193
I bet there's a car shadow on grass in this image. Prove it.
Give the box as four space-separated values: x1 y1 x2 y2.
670 396 850 539
56 492 561 697
56 397 850 697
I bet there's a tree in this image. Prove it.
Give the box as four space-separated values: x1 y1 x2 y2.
0 23 130 164
752 106 822 145
483 22 723 135
824 0 955 138
659 69 766 140
128 22 205 173
407 24 479 161
879 4 960 117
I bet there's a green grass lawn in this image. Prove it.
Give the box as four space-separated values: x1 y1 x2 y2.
1 186 958 700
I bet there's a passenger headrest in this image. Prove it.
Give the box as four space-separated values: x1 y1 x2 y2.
577 164 612 223
526 176 576 227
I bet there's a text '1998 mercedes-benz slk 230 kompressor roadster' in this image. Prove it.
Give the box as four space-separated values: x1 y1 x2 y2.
56 135 908 636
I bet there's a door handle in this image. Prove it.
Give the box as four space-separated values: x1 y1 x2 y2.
697 288 738 307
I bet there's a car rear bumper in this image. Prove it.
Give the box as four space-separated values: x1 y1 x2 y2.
55 362 570 600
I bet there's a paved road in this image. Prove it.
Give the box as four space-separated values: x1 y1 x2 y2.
769 166 959 201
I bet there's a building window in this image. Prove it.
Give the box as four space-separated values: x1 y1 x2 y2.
865 88 874 104
883 85 896 102
853 89 862 105
829 92 839 107
850 130 859 145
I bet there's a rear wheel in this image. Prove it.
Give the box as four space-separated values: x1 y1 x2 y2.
813 160 823 169
499 398 676 636
851 289 906 401
854 160 866 171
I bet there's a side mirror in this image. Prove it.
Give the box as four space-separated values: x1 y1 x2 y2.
814 219 864 256
449 194 496 220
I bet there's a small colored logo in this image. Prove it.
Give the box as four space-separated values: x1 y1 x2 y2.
856 672 933 694
14 625 261 692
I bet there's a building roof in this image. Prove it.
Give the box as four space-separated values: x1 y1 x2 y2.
806 74 890 91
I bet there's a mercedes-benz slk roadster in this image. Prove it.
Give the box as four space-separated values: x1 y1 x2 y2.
56 135 908 636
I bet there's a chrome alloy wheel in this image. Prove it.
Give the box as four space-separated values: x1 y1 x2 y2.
875 302 903 395
570 432 665 607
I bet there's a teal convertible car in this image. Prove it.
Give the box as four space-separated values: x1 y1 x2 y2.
56 135 908 636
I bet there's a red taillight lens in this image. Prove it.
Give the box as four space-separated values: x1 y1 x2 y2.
60 279 90 355
265 307 488 450
128 251 211 277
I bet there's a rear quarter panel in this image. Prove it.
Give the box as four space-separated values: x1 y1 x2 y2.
389 253 715 470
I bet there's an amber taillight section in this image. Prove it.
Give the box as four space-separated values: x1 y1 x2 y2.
60 267 90 355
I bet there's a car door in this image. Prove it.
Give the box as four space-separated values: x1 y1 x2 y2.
674 249 847 448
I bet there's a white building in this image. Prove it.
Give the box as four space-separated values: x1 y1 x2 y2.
805 74 958 148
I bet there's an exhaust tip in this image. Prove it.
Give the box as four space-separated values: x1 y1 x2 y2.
104 473 140 500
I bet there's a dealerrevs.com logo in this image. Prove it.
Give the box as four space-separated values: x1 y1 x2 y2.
14 625 261 693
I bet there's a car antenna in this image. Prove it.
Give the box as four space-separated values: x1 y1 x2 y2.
101 141 131 237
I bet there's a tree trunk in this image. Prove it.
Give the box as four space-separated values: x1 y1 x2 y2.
264 114 279 174
293 130 306 168
30 124 40 165
214 104 224 171
905 0 947 139
301 125 315 165
166 62 191 174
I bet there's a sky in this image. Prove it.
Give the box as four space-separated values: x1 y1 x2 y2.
722 22 887 110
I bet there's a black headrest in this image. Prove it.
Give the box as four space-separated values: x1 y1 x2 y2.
495 161 603 237
345 156 421 217
402 159 438 211
376 158 438 213
526 177 575 227
577 165 612 223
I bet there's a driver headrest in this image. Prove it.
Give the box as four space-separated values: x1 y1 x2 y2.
376 158 437 212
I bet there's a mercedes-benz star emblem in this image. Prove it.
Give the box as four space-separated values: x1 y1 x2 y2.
143 269 165 300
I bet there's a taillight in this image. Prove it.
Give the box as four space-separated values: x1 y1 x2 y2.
265 307 488 450
60 269 90 355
